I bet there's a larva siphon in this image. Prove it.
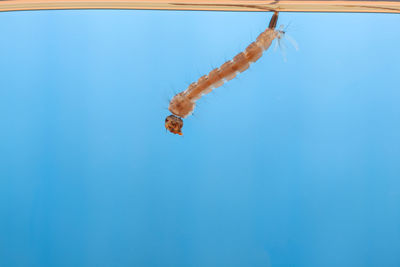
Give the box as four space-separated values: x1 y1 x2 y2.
165 11 286 135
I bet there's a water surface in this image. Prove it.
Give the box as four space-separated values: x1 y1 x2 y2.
0 10 399 267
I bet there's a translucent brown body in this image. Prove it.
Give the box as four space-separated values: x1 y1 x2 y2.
166 12 281 135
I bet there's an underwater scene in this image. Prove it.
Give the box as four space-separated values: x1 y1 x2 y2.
0 10 400 267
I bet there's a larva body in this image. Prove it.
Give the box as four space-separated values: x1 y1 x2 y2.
165 12 282 135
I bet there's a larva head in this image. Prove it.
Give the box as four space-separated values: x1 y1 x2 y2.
165 115 183 135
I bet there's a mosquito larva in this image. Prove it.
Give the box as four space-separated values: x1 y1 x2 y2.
165 11 285 135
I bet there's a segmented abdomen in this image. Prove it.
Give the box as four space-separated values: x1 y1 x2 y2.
186 28 277 101
168 26 278 118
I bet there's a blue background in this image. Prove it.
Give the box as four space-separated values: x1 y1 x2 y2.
0 10 399 266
